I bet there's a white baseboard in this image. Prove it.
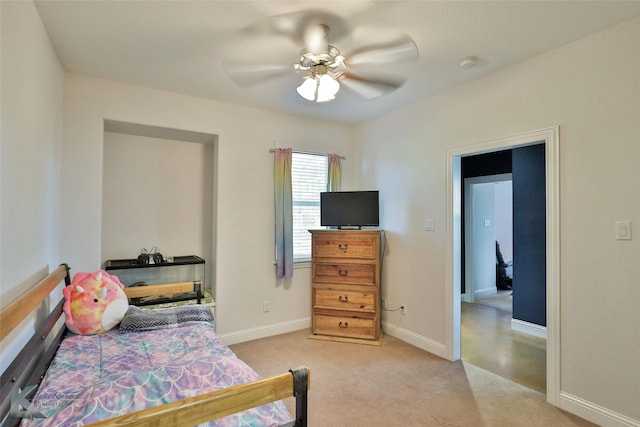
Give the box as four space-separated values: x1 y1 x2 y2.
511 318 547 339
218 317 311 345
382 321 447 359
462 288 497 303
474 287 497 298
560 391 640 427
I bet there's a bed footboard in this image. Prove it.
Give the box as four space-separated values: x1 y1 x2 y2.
86 366 310 427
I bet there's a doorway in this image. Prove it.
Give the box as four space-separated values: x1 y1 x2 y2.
462 170 547 393
445 127 560 405
463 174 513 305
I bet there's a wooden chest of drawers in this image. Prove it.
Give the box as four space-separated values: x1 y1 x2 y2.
309 229 383 345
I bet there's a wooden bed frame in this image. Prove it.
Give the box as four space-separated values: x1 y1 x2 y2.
0 264 309 427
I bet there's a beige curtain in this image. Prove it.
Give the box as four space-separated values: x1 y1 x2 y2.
327 153 342 192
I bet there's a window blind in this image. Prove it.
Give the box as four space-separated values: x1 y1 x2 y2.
291 152 328 260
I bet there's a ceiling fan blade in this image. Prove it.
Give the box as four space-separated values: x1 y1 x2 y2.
346 34 418 66
222 61 292 87
340 72 406 99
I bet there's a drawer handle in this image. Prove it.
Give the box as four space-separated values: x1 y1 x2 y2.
338 295 349 303
338 270 348 276
338 244 349 251
338 322 348 328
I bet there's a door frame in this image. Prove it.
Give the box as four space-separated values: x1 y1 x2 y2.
445 126 560 405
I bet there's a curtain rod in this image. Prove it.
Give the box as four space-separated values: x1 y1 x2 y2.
269 148 345 160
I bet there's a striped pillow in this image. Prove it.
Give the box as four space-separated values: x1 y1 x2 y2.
120 305 214 332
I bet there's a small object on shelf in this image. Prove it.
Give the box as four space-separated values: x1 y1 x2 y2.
153 253 163 264
137 248 150 265
150 246 164 264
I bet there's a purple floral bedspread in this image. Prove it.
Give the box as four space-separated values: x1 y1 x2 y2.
22 323 292 426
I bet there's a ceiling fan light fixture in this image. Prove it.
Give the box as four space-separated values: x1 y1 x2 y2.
316 73 340 102
296 71 340 103
296 76 318 101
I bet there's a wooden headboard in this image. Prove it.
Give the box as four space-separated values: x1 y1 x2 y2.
0 264 71 427
0 264 70 341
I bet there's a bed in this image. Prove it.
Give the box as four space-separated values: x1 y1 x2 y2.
0 264 309 427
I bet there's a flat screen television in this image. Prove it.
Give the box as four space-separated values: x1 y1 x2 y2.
320 190 379 228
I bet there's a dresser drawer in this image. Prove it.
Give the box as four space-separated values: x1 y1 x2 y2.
313 262 376 286
313 288 376 313
312 234 377 259
313 314 376 340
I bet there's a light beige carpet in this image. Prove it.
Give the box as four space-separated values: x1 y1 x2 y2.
230 329 595 427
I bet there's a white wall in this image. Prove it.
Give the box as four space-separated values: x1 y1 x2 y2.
469 182 495 294
355 16 640 425
61 74 354 339
102 132 214 287
0 1 64 374
494 180 513 261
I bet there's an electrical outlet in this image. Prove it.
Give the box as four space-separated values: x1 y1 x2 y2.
263 300 271 313
401 304 407 316
381 297 386 309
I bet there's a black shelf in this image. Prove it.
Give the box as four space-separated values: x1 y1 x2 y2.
105 255 204 270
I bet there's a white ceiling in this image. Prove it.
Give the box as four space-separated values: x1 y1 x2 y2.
34 0 640 124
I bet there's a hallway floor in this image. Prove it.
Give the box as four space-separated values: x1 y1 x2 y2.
462 301 547 394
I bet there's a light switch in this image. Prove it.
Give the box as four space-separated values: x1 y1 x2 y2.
484 219 491 227
615 221 632 240
424 218 435 231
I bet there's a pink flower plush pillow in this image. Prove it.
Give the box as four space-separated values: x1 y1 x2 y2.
63 270 129 335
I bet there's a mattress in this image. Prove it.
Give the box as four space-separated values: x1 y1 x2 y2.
21 320 292 426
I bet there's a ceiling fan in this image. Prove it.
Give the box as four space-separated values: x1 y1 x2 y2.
222 10 418 103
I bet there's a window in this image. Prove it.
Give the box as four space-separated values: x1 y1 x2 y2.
291 152 328 261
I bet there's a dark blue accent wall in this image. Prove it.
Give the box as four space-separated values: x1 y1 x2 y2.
462 150 513 178
512 144 547 326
